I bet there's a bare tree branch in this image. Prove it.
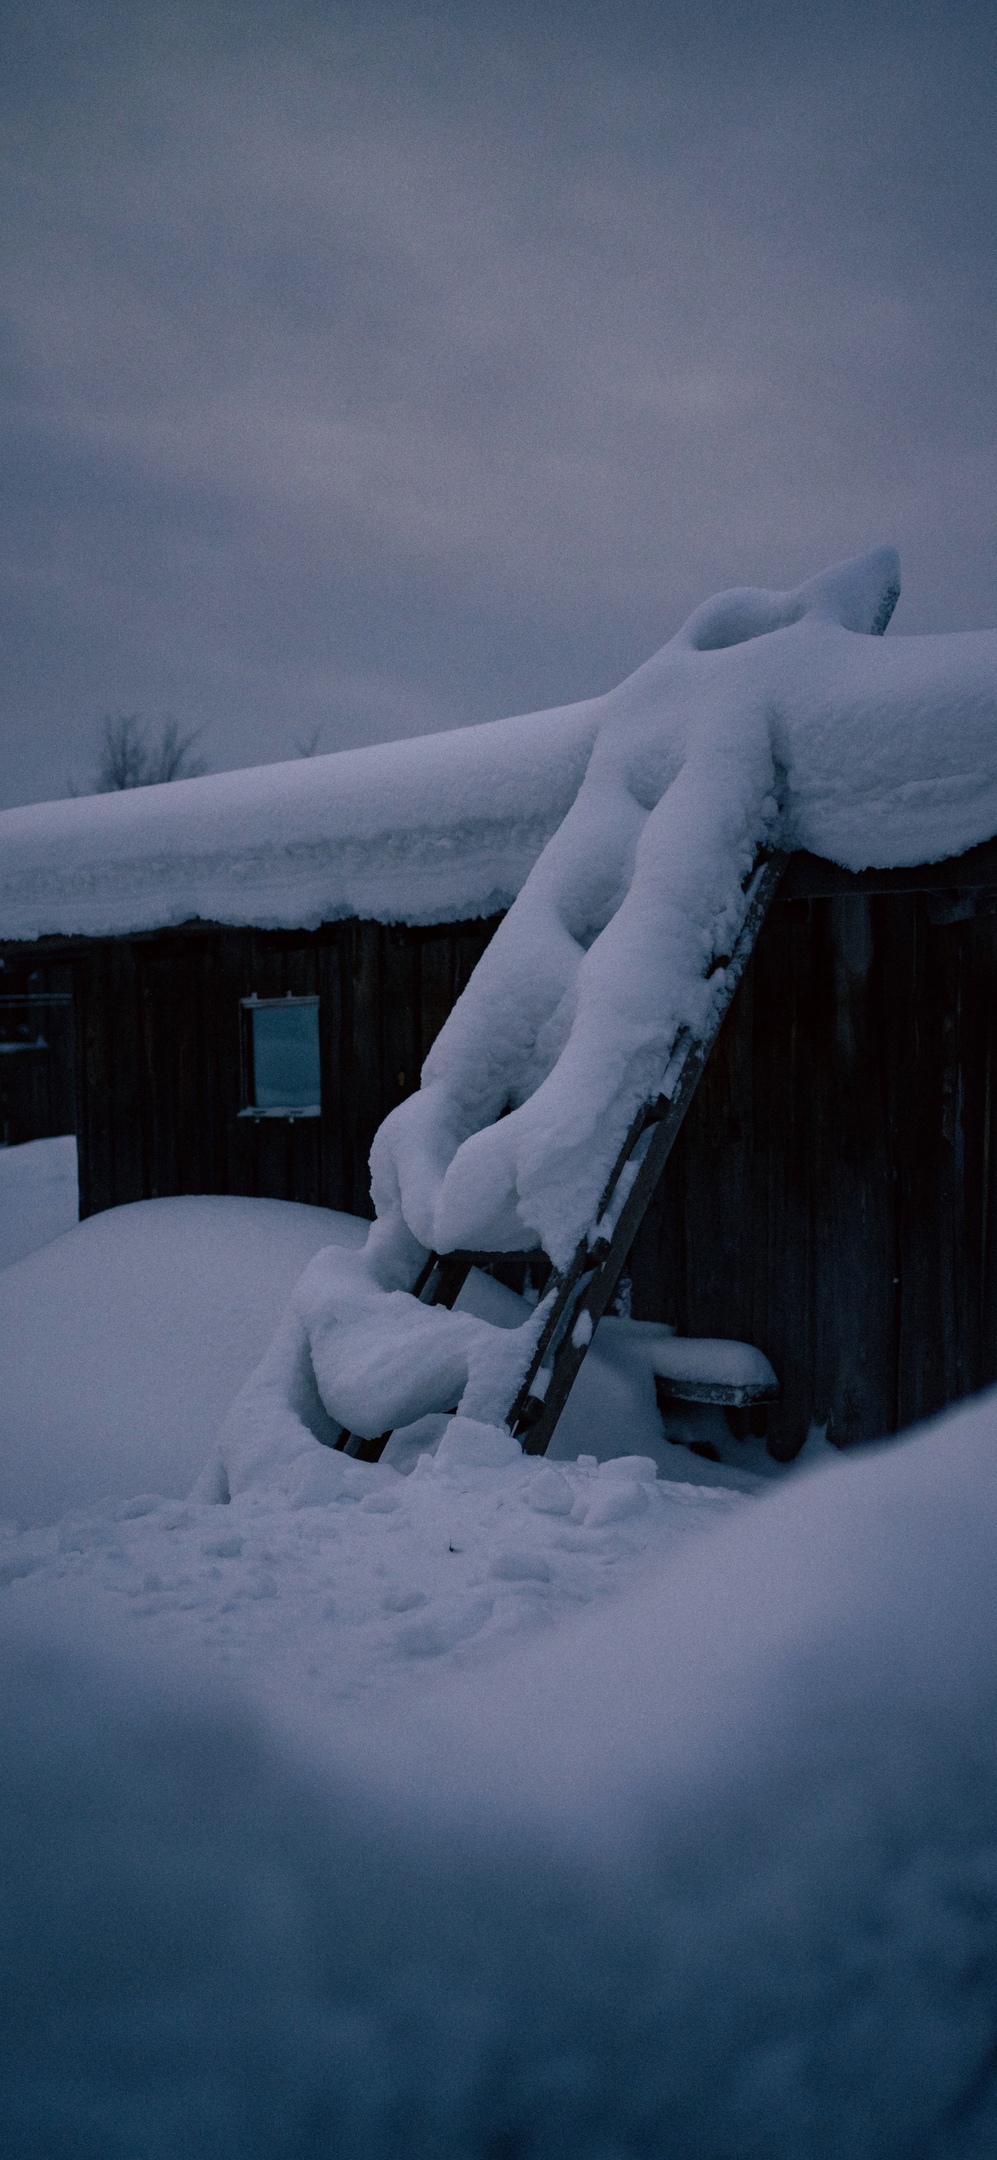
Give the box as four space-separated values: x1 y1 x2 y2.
69 716 208 795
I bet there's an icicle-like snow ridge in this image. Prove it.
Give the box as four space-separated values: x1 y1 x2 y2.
221 545 997 1467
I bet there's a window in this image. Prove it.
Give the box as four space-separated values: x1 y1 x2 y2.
239 995 321 1119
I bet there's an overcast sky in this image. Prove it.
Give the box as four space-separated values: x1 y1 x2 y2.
2 0 995 807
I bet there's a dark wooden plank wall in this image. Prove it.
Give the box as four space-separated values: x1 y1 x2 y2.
73 918 500 1223
27 873 997 1457
630 890 997 1456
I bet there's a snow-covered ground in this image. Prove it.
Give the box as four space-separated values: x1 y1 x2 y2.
2 1143 997 2156
4 1371 997 2157
0 1132 77 1269
0 1189 769 1721
0 1191 368 1522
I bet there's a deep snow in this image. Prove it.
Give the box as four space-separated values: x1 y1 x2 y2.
0 699 596 939
2 1121 997 2156
0 1132 77 1270
3 547 997 953
0 1195 367 1523
5 1388 997 2157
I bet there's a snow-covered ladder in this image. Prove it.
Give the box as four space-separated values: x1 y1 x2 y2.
338 847 788 1461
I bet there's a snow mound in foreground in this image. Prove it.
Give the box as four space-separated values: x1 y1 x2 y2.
0 1196 366 1524
4 1389 997 2155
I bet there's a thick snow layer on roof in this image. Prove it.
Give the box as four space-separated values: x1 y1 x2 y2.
0 703 598 941
3 544 997 951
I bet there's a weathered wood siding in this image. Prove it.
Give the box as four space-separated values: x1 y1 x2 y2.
631 890 997 1456
24 861 997 1459
73 917 500 1222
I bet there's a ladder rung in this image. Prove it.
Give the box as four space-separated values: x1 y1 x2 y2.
333 847 786 1463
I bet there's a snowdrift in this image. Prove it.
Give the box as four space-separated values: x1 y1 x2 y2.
0 1186 762 1528
0 1196 366 1524
4 1388 997 2155
0 1134 77 1271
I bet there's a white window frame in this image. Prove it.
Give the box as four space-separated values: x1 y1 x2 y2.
238 993 322 1121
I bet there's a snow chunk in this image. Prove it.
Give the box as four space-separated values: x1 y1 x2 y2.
581 1479 649 1526
524 1467 574 1515
434 1417 522 1470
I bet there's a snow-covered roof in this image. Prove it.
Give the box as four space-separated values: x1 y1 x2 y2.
0 703 599 943
3 546 997 948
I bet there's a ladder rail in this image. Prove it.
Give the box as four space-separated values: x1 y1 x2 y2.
334 847 787 1462
509 847 788 1449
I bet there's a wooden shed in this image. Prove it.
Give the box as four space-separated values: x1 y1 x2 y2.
4 739 997 1463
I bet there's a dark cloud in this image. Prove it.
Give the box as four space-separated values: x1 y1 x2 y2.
2 0 995 806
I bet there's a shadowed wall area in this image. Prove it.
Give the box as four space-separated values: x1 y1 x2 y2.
633 882 997 1454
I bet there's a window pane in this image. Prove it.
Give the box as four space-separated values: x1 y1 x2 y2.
251 1003 320 1109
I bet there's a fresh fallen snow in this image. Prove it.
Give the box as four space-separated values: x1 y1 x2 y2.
0 1195 367 1524
4 1388 997 2155
3 547 996 955
0 1132 78 1269
0 701 595 940
0 1193 775 1528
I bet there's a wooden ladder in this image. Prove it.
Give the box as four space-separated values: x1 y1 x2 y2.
337 849 787 1461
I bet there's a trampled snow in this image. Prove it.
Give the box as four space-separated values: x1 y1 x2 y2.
0 1189 759 1799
